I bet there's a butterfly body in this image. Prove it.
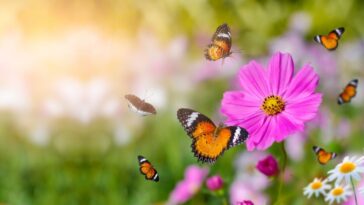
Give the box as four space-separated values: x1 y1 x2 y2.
125 94 157 116
313 146 337 165
338 79 358 105
205 24 232 61
137 155 159 182
314 27 345 50
177 108 248 163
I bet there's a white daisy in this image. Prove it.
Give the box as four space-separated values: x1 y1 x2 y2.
325 184 352 204
303 178 331 198
327 156 364 184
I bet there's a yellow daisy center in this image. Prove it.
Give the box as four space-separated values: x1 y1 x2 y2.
331 187 344 196
261 95 285 116
310 181 322 190
339 162 356 173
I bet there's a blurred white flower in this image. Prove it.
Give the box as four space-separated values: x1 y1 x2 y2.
325 184 352 205
303 178 331 198
42 77 121 124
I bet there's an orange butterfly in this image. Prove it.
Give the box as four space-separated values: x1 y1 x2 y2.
137 155 159 182
177 108 248 163
313 146 337 165
314 27 345 50
338 79 358 105
205 23 232 61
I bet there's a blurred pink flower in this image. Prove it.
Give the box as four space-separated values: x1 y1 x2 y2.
206 175 224 191
230 181 268 205
167 165 208 205
286 132 307 161
256 155 279 177
234 151 270 191
221 52 322 150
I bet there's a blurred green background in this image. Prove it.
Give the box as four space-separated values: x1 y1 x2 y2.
0 0 364 204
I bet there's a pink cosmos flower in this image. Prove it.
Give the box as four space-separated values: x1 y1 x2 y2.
167 165 209 205
221 52 322 150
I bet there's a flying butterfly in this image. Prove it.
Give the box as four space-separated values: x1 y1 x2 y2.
338 79 358 105
137 155 159 182
177 108 248 163
314 27 345 50
313 146 337 165
125 94 157 116
205 23 232 61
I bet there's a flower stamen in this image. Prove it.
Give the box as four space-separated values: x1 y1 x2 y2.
339 162 356 173
331 187 344 196
261 95 285 116
310 181 322 190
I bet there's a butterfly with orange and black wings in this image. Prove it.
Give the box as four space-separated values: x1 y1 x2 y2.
338 79 358 105
313 146 337 165
137 155 159 182
314 27 345 50
177 108 248 163
204 23 232 61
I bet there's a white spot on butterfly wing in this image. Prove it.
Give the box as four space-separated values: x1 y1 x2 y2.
217 33 230 39
186 112 199 127
139 158 147 163
232 127 241 145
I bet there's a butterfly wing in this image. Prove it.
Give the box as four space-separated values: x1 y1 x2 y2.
137 155 159 182
204 44 225 61
212 23 232 50
338 79 358 105
177 108 216 139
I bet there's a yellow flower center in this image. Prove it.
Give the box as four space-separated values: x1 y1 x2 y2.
339 162 356 173
331 187 344 196
261 95 285 116
310 181 322 190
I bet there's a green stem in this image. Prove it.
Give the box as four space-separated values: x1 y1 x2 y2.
351 176 358 205
274 141 288 205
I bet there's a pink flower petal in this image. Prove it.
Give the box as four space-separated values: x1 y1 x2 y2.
220 91 261 118
273 114 304 141
239 61 269 99
283 64 319 100
268 52 294 96
285 93 322 121
249 117 275 150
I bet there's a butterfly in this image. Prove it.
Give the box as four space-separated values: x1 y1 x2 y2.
137 155 159 182
204 23 232 61
314 27 345 50
177 108 248 163
125 94 157 116
313 146 337 165
338 79 358 105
